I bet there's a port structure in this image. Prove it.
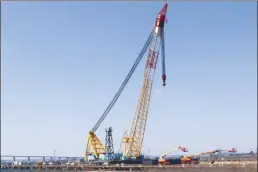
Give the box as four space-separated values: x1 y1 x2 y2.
105 127 114 161
85 3 168 160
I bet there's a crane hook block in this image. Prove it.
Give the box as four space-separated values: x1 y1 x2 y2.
162 74 166 86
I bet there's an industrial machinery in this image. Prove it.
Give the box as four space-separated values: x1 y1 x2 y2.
220 148 237 153
158 146 188 165
105 127 114 161
123 3 168 159
118 130 129 154
181 148 237 164
181 156 200 165
85 3 168 161
181 149 219 164
214 148 238 162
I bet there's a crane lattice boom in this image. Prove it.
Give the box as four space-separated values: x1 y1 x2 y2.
125 3 168 158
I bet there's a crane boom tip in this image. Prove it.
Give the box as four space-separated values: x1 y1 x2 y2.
159 3 168 16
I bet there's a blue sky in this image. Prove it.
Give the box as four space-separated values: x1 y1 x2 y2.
2 2 257 157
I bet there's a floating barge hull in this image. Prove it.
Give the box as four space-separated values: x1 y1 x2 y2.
109 158 183 165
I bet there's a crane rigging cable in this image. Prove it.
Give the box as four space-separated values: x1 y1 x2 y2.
161 29 166 86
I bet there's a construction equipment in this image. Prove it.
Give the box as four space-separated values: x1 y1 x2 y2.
118 130 129 154
158 146 188 165
182 149 222 164
220 148 237 153
85 3 168 161
214 148 238 162
124 3 168 159
105 127 114 161
181 156 200 165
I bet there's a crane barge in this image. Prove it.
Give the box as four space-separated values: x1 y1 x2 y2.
85 3 168 161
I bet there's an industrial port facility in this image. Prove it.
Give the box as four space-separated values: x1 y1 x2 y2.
1 3 257 171
79 3 255 167
85 2 169 164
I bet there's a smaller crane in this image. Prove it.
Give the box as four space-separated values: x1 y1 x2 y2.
220 148 237 153
216 148 238 161
182 149 222 165
118 130 129 154
158 146 188 165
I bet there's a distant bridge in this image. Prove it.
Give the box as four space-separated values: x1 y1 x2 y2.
1 155 84 162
